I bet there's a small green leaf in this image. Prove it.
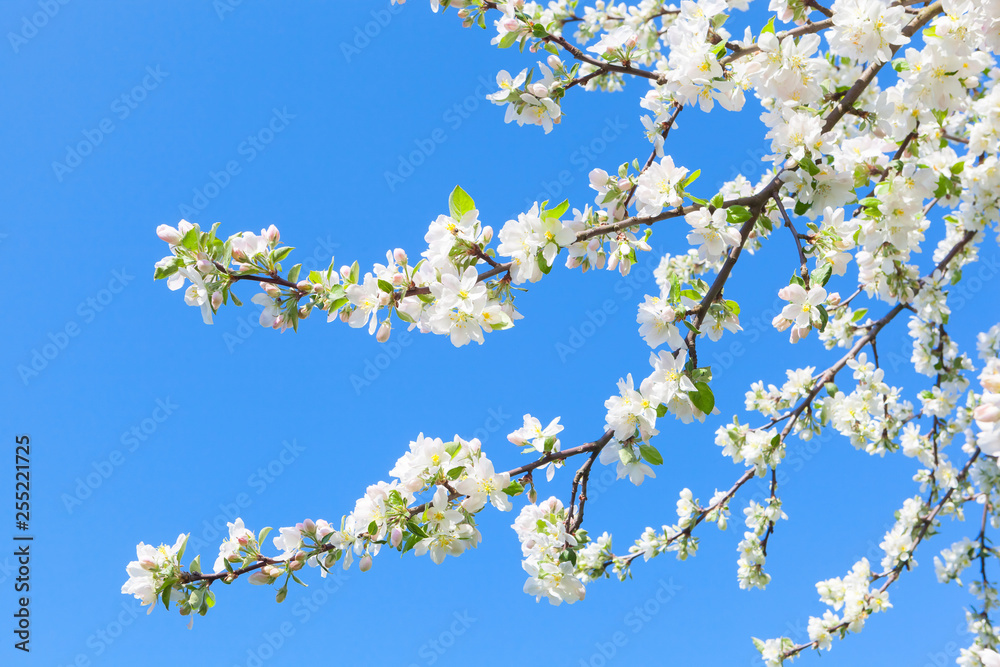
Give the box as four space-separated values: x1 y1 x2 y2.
449 185 476 220
639 444 663 466
377 279 394 293
546 199 570 220
688 382 715 415
287 263 302 284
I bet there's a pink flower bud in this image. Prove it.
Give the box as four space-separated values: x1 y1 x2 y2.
265 224 280 244
376 322 391 343
296 280 312 292
390 526 403 549
298 306 309 319
248 572 271 585
196 258 214 274
340 265 352 280
393 248 408 264
772 315 791 332
140 559 157 571
359 554 373 572
974 403 1000 423
530 83 548 98
502 17 519 32
481 226 493 244
237 535 249 546
264 283 281 298
211 292 223 309
617 178 630 190
156 224 183 245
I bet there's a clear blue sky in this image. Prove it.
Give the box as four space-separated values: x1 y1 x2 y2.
2 1 995 666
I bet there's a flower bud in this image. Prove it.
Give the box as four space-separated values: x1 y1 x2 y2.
502 17 519 32
276 588 287 603
196 258 213 274
211 292 223 309
376 322 391 343
298 306 310 319
359 554 373 572
530 82 548 98
826 291 841 306
296 280 312 292
974 403 1000 423
393 247 408 264
248 572 271 585
390 526 403 549
140 559 157 571
340 265 352 280
481 226 493 244
287 558 303 571
264 283 281 298
156 224 183 245
617 178 630 191
547 54 563 70
265 224 280 244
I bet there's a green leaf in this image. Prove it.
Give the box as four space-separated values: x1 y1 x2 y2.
449 185 476 220
688 382 715 415
793 200 812 216
181 227 200 251
656 403 668 418
682 320 701 335
681 169 701 189
532 23 547 38
377 279 394 293
189 555 201 574
811 263 833 287
502 480 524 496
797 156 820 177
726 205 751 224
230 292 243 307
259 526 272 546
349 261 360 284
817 304 829 331
639 444 663 466
537 249 552 275
272 246 293 263
287 263 302 284
760 15 776 35
546 199 570 220
499 31 518 49
950 161 965 175
153 257 183 280
851 308 868 323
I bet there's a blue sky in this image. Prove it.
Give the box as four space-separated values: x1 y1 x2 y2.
2 1 995 666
